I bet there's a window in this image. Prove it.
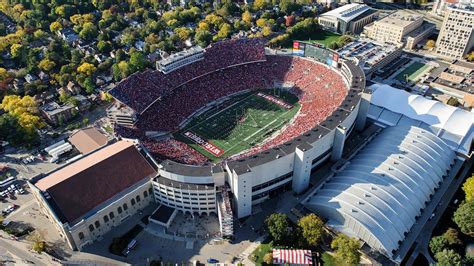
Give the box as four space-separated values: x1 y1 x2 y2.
136 195 141 202
95 221 100 228
123 203 128 210
109 212 115 219
131 198 136 206
78 232 84 240
118 207 122 214
103 215 109 223
89 224 94 232
144 190 148 198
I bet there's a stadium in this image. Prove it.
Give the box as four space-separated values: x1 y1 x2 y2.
108 38 365 221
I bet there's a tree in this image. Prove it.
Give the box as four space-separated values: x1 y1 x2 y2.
0 95 43 132
174 27 192 42
453 200 474 236
462 175 474 202
446 97 460 107
443 228 462 246
426 39 436 50
27 231 46 254
263 252 273 264
280 0 299 14
216 23 232 41
297 213 324 247
331 234 361 266
79 22 99 41
194 30 212 47
242 10 252 26
429 235 448 255
466 52 474 62
77 63 97 76
97 40 112 53
10 44 24 58
265 213 292 244
253 0 270 10
129 51 147 73
50 21 63 32
435 249 462 266
38 59 56 72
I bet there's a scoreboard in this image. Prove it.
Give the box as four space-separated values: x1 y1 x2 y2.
292 41 339 68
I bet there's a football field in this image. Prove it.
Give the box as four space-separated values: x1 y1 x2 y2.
175 90 300 161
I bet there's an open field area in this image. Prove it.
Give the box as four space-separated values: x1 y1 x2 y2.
297 29 341 47
175 89 300 161
395 62 429 83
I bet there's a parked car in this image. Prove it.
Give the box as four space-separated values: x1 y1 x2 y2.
207 258 219 264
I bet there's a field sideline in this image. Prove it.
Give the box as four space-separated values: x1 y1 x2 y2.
174 89 300 161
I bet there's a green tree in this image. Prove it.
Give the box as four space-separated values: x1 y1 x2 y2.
265 213 292 244
79 22 99 41
443 228 462 246
297 213 324 247
453 200 474 236
280 0 299 14
331 234 361 266
462 175 474 202
97 40 112 53
429 235 448 255
253 0 270 10
194 30 212 47
435 249 462 266
129 51 147 73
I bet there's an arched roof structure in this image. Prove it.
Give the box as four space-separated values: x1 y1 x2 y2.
367 83 474 155
305 125 456 257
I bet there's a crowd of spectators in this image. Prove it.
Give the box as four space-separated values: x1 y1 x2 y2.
113 44 348 166
109 38 266 113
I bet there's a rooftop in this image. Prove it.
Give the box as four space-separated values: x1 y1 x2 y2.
68 127 108 155
35 140 157 224
376 10 423 28
339 40 399 72
320 4 372 23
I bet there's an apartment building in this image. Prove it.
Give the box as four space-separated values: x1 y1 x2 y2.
435 3 474 60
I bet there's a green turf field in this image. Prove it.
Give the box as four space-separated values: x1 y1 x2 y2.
395 62 429 83
175 89 300 161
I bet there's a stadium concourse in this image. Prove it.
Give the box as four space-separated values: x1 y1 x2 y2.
113 40 348 165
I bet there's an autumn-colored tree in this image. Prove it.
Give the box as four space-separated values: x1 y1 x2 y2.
297 213 325 247
38 59 56 72
242 10 252 26
425 39 436 49
331 234 361 266
0 95 43 132
50 21 63 32
462 175 474 202
77 63 97 76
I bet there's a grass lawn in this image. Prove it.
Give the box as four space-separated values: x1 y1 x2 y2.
291 29 341 48
395 62 429 83
175 89 300 161
250 241 274 264
321 252 337 266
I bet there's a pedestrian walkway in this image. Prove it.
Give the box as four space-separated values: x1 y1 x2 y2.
239 235 266 266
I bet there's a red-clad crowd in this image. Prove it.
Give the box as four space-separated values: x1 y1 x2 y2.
114 52 348 166
110 38 266 114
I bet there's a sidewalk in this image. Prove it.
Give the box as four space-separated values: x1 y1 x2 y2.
240 235 266 266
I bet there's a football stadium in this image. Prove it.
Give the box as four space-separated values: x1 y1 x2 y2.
108 38 365 220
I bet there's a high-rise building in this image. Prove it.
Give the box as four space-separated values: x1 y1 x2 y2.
435 2 474 60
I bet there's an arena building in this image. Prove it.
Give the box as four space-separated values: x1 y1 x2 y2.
28 140 157 250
